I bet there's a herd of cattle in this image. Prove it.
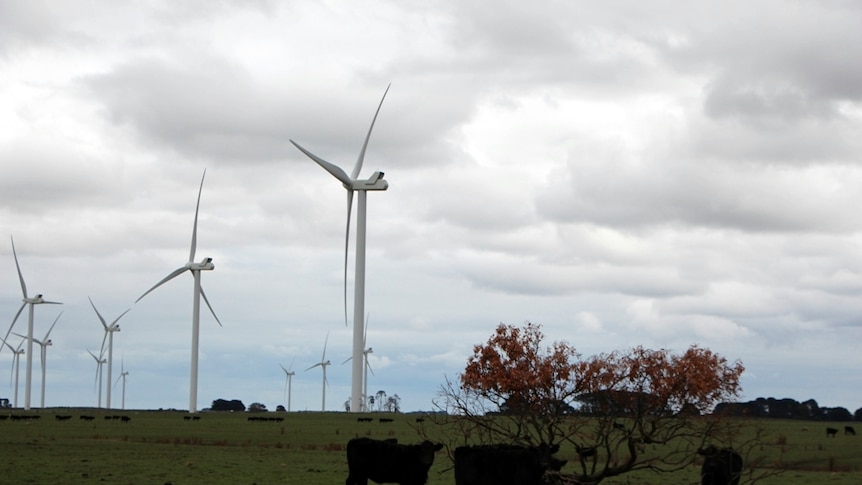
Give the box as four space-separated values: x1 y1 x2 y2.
344 437 745 485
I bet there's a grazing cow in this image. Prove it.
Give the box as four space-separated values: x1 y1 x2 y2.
826 427 838 438
379 418 394 423
845 426 856 436
454 443 562 485
346 437 442 485
697 445 742 485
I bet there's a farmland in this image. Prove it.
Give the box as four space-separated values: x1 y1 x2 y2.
2 409 861 484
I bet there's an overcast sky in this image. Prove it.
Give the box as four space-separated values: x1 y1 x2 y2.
1 0 861 413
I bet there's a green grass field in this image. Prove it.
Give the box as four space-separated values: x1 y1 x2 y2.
2 409 861 484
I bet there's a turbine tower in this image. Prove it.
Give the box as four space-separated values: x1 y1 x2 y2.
135 169 222 413
280 359 295 412
290 85 390 413
305 333 331 412
13 311 61 408
2 338 24 408
88 349 106 408
89 297 131 409
3 236 62 410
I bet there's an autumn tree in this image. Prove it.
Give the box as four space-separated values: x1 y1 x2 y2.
433 322 758 484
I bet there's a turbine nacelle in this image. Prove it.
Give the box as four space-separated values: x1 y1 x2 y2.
187 257 215 271
351 171 388 191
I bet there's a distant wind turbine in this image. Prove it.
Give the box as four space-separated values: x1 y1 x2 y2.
341 315 373 412
114 357 129 410
88 349 106 408
305 332 331 412
12 311 61 408
2 338 24 408
135 169 222 414
290 85 391 413
3 236 62 410
279 358 295 412
89 297 131 409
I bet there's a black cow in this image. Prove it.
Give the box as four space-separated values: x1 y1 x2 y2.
697 445 742 485
845 425 856 436
454 443 562 485
826 427 839 437
346 437 443 485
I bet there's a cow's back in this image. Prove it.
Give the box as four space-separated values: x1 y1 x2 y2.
346 437 440 485
454 444 551 485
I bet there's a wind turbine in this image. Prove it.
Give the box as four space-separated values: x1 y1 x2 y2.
114 358 129 410
305 332 331 412
135 169 222 413
89 297 131 409
3 236 62 410
341 315 373 411
87 349 106 408
12 311 61 408
279 358 295 412
2 338 24 408
290 85 391 413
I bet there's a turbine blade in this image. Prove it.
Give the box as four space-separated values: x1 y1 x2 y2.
199 287 223 327
367 361 375 377
288 357 295 372
343 190 353 327
44 312 62 340
322 331 329 361
341 356 352 365
280 364 289 375
89 297 109 329
364 313 370 346
351 84 390 180
99 331 109 358
290 140 352 186
42 301 62 305
10 235 28 298
305 363 322 371
2 303 27 353
190 169 206 263
136 267 189 303
111 308 132 327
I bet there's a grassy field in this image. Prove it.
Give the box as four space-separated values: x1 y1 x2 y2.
2 409 861 484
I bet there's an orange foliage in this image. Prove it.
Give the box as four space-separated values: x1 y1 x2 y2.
461 322 744 416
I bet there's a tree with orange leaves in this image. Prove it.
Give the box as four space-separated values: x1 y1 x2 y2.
433 322 756 484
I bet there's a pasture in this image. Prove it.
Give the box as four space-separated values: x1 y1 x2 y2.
1 409 861 484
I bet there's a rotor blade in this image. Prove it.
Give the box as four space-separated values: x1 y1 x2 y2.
342 190 355 327
288 357 295 372
1 303 27 353
111 308 132 327
280 364 289 375
290 140 352 186
367 360 375 377
364 313 370 346
41 301 62 305
89 297 109 329
351 84 390 180
99 331 109 358
341 356 352 365
10 235 28 298
190 169 206 263
11 332 33 343
322 331 329 361
199 287 223 327
135 267 189 303
305 362 322 371
44 311 62 341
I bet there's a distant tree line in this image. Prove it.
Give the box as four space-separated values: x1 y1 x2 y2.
713 397 860 421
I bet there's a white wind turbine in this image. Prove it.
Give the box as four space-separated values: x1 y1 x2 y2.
3 236 62 410
89 297 131 409
305 332 331 412
2 338 24 408
135 169 222 413
341 315 373 412
114 358 129 410
88 349 106 408
13 311 61 408
290 85 391 413
279 358 295 412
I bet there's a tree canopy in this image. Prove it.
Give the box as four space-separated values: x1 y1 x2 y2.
436 322 750 484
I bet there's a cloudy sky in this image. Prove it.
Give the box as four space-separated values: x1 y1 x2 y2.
1 0 861 413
